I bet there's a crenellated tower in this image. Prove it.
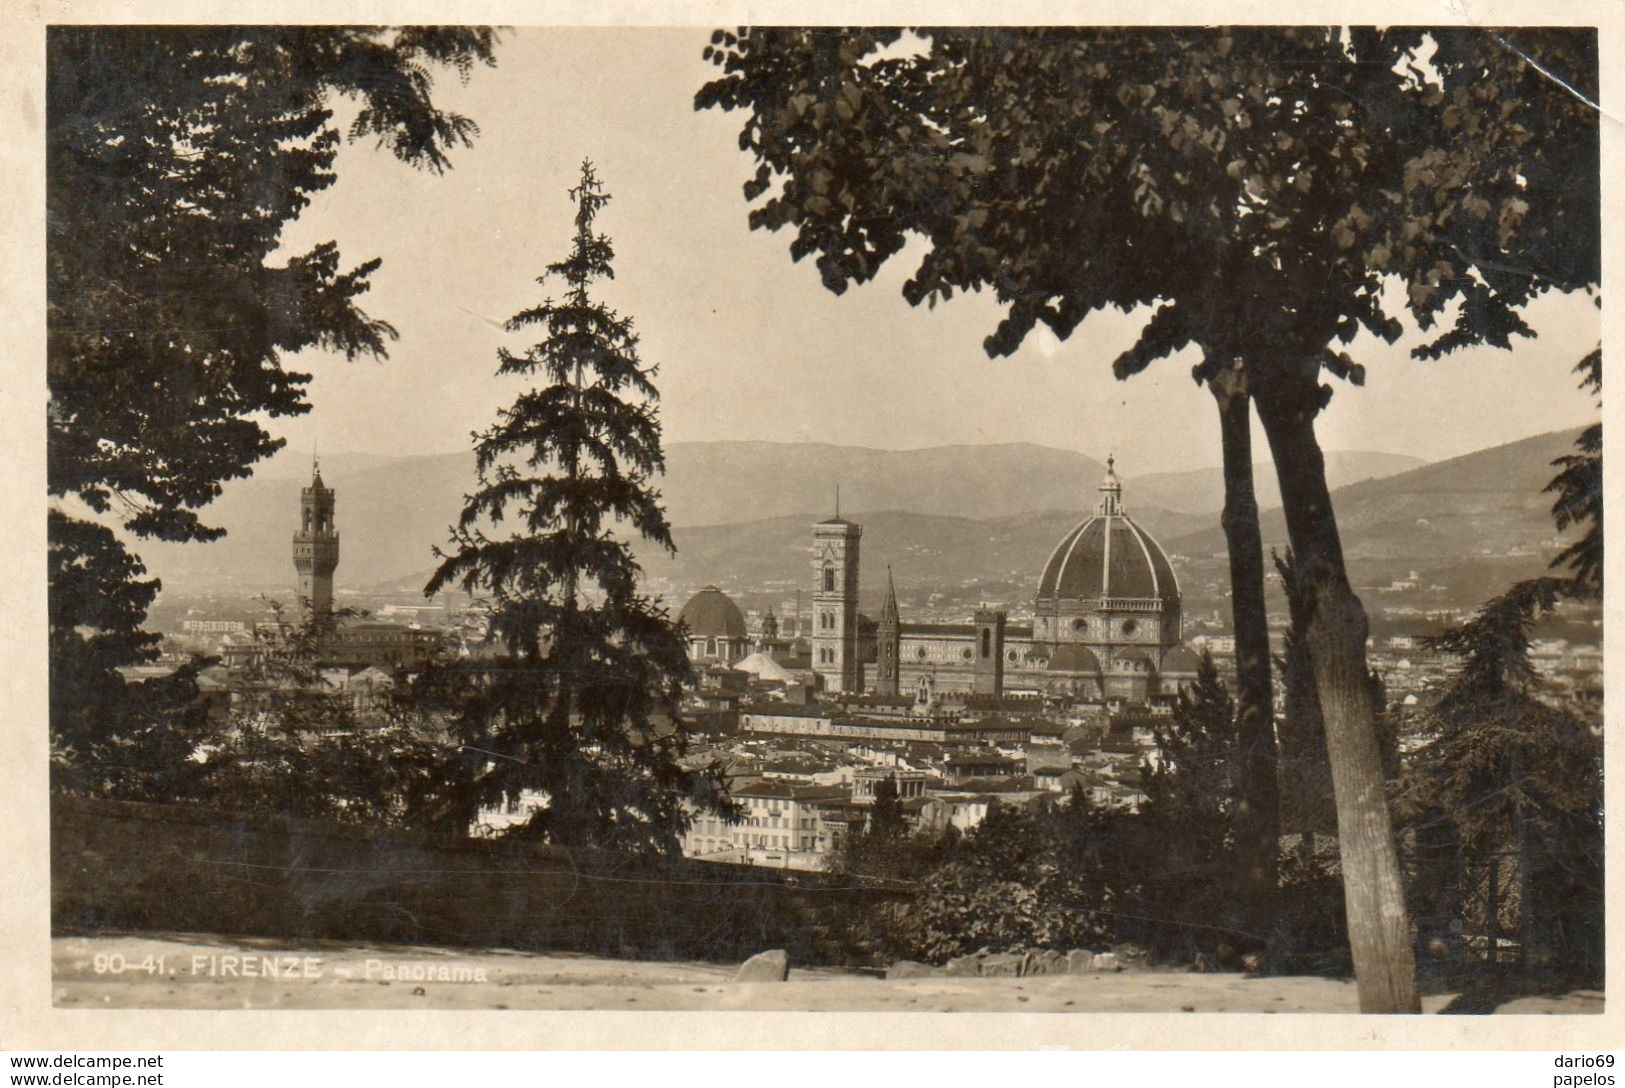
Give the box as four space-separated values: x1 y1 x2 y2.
293 458 340 624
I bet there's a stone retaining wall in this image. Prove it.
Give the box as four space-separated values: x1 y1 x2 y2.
51 795 909 965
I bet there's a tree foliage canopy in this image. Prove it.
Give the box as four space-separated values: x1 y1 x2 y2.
47 26 499 784
49 26 500 542
698 25 1597 1010
697 27 1595 388
196 605 459 826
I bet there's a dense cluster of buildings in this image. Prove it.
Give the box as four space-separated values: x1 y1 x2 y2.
664 461 1202 868
143 462 458 731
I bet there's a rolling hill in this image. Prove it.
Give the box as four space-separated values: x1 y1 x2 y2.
1131 451 1427 515
129 442 1186 594
1162 428 1583 568
128 433 1572 604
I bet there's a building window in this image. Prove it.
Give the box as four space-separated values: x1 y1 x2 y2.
823 564 835 592
981 629 991 657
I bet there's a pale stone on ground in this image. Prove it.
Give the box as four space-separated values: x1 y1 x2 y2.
736 949 789 982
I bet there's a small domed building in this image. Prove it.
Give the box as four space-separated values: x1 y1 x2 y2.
677 585 750 665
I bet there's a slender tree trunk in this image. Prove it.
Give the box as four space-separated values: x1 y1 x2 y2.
1208 361 1279 950
1253 375 1420 1014
1486 855 1500 966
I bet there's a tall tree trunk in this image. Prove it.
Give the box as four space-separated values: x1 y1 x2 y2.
1274 549 1338 835
1485 854 1500 966
1208 360 1279 951
1516 815 1533 971
1253 374 1420 1014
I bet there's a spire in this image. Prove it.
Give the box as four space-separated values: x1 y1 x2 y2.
1097 452 1124 516
835 481 841 519
881 565 899 624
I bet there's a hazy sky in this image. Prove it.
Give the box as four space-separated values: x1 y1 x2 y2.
265 27 1600 478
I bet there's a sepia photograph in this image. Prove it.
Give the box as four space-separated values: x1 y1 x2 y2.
14 12 1613 1047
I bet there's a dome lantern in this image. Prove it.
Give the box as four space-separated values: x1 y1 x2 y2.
1098 452 1123 516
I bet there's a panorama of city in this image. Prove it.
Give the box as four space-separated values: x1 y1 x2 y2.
42 25 1603 1023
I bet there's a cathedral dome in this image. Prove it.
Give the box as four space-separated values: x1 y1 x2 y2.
1036 458 1179 607
678 585 748 639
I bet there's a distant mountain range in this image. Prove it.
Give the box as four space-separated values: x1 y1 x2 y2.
1163 429 1581 565
131 433 1578 606
1132 451 1426 515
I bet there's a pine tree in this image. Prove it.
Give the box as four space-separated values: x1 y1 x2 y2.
1137 652 1249 961
1547 347 1602 601
1142 654 1237 844
1400 579 1602 979
1395 351 1604 980
425 162 728 854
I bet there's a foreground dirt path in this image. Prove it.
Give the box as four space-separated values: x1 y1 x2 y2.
53 933 1601 1013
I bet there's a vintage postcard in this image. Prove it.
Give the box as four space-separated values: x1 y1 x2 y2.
3 0 1620 1057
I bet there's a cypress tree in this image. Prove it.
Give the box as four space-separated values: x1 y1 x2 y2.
426 162 728 854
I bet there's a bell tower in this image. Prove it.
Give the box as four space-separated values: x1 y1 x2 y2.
812 513 862 694
973 608 1006 697
293 457 340 624
875 567 902 696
